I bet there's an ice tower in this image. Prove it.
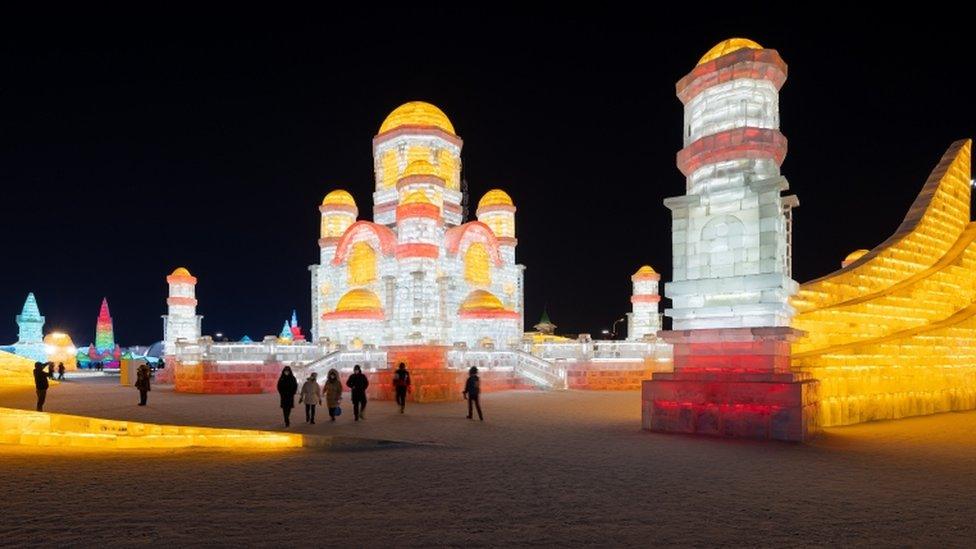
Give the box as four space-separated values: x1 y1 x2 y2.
627 266 661 341
163 268 202 356
12 293 46 361
643 39 819 441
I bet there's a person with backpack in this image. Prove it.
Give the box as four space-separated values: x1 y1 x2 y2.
276 366 298 427
392 362 411 414
33 362 49 411
345 364 369 421
463 366 483 420
135 363 151 406
323 369 343 422
299 372 322 424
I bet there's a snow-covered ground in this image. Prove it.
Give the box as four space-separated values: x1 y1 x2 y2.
1 375 974 546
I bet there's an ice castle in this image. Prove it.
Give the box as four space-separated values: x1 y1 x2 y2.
309 101 524 349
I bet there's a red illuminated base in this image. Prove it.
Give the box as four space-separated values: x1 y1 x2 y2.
173 362 280 394
642 327 820 442
372 345 535 402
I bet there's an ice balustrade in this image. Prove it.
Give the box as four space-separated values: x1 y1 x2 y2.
446 349 567 389
524 339 671 363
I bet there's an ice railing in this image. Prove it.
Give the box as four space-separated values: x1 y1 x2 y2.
298 349 389 380
522 337 672 364
174 338 331 365
446 349 568 389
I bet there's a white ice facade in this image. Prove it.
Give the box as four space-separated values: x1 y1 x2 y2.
664 42 798 330
309 102 524 348
163 268 202 355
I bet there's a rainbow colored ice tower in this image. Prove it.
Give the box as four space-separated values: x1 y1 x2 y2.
89 298 121 368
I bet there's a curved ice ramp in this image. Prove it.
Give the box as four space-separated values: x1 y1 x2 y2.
1 407 318 450
0 350 48 388
791 140 976 426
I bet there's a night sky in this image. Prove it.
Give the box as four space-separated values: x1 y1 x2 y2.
2 11 973 346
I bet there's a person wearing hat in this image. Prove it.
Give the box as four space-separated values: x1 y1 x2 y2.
345 364 369 421
462 366 483 421
33 362 49 411
135 363 151 406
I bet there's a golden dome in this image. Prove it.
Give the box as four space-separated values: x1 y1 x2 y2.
379 101 455 135
633 265 657 276
697 38 763 66
322 189 356 207
477 189 514 209
401 190 432 205
334 289 382 313
844 249 870 263
402 160 437 178
170 267 192 277
43 332 74 346
460 290 506 311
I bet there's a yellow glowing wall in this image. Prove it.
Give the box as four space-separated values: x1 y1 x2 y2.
0 350 39 387
792 140 976 426
464 243 491 286
0 407 303 449
348 241 377 286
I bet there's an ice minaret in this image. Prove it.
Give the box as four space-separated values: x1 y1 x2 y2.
626 266 661 341
644 38 819 442
163 267 202 356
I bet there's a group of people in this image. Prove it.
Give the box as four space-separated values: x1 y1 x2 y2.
274 362 484 426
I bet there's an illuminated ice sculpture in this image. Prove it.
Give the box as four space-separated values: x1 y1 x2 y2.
643 39 820 441
163 268 202 357
309 101 524 349
627 266 662 341
10 293 46 362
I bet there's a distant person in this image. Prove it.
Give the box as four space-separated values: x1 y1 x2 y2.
299 372 322 424
346 364 369 421
56 362 65 381
463 366 484 421
47 362 54 379
276 366 298 427
33 362 49 411
135 363 151 406
392 362 411 414
323 369 343 422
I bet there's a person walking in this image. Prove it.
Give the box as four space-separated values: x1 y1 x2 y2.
56 362 65 381
299 372 322 424
276 366 298 427
346 365 369 421
135 363 151 406
46 362 54 379
33 362 49 411
323 369 343 422
392 362 411 414
463 366 484 420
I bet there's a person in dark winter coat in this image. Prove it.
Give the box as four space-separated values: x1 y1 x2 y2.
135 363 151 406
56 363 65 381
392 362 411 413
463 366 483 420
46 362 54 379
33 362 49 411
299 372 322 424
276 366 299 427
345 365 369 421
